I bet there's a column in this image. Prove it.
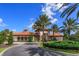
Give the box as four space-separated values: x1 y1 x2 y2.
33 36 35 42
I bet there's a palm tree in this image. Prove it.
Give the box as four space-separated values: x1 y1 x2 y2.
60 3 79 20
51 24 59 40
33 19 43 31
60 18 79 40
33 14 51 42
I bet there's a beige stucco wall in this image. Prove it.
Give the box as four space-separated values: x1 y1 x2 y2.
56 37 63 41
13 36 18 41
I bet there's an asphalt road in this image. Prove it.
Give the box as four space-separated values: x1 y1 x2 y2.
2 44 66 56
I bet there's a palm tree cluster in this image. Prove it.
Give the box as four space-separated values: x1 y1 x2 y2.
33 13 79 42
33 14 61 42
59 3 79 40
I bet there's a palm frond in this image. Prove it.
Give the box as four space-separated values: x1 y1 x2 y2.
60 3 78 19
66 4 77 19
58 3 70 11
77 10 79 20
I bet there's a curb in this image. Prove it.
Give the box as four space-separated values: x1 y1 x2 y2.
0 45 22 56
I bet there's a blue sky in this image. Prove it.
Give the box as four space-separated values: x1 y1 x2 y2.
0 3 77 32
0 3 43 32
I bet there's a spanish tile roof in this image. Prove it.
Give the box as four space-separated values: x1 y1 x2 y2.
49 33 63 37
13 32 34 36
13 31 63 37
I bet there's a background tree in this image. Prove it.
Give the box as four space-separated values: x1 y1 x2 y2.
60 18 79 40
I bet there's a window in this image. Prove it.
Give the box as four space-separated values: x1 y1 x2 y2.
21 37 24 41
17 37 20 41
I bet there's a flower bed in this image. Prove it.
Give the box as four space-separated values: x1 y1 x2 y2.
43 41 79 50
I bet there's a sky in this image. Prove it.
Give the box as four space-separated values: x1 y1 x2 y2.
0 3 77 32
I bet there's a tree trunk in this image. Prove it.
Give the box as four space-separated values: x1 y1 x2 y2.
53 30 54 40
68 30 71 40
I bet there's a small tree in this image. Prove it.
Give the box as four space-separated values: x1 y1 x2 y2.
0 31 6 44
7 31 13 45
0 32 3 44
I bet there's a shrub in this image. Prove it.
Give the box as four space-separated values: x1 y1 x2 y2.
44 41 79 50
28 36 33 42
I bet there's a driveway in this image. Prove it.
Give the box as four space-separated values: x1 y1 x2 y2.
2 44 66 56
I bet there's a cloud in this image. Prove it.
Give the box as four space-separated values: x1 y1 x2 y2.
50 18 57 24
12 29 16 32
0 18 8 28
0 18 3 23
30 18 34 21
27 18 35 30
28 23 34 29
42 3 56 19
27 23 34 31
42 3 68 24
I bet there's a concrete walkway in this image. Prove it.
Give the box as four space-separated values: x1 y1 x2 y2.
2 44 66 56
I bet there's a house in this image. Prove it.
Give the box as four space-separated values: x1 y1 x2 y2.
12 29 63 42
34 29 63 41
13 31 35 42
48 33 63 41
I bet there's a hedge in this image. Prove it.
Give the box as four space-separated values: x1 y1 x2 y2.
43 41 79 50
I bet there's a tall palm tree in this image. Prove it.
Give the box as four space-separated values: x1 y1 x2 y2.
60 18 79 39
33 14 51 42
51 24 59 40
60 3 79 20
51 24 59 35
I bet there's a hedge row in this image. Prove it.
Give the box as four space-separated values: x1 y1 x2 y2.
43 41 79 50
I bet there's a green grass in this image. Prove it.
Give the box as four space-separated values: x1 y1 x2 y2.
0 48 5 53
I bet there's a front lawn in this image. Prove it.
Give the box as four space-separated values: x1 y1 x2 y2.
0 48 5 53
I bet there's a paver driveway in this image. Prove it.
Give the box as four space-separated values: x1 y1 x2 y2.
2 44 66 56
